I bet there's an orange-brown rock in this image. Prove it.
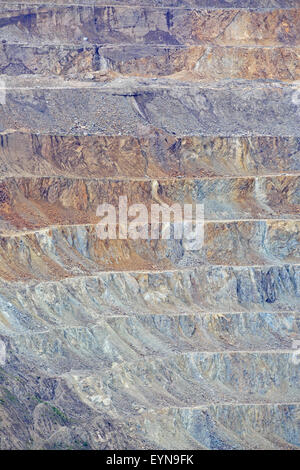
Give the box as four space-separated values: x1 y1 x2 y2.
0 133 299 178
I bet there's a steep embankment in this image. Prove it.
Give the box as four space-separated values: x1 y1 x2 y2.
0 0 299 449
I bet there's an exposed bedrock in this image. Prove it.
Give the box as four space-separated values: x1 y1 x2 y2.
1 78 300 136
0 133 299 178
135 404 300 449
0 220 298 281
0 175 298 233
0 44 299 81
0 0 299 451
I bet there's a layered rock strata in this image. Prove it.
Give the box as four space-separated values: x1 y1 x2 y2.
0 0 299 450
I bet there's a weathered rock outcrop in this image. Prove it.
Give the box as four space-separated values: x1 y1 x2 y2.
0 0 299 450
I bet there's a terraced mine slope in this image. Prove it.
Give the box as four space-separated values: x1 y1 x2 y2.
0 0 299 450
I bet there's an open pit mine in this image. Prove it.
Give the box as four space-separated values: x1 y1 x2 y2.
0 0 299 451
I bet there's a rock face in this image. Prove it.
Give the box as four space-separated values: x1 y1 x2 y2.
0 0 299 450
